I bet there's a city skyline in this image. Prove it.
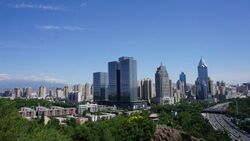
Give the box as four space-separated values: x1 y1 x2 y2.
1 0 250 84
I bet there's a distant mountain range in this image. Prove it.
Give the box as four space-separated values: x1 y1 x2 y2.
0 80 66 90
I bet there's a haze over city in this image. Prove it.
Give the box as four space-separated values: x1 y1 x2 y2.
0 0 250 84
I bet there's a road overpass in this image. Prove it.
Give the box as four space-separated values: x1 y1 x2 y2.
203 102 250 141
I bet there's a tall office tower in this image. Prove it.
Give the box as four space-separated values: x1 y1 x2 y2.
49 90 54 97
173 89 181 103
220 81 226 95
14 88 21 98
155 63 171 104
208 78 215 96
38 86 47 98
141 78 153 104
91 84 94 96
93 72 108 102
84 83 92 101
176 80 185 98
120 57 138 102
108 61 120 102
56 88 65 99
195 57 209 100
108 57 138 102
22 88 26 97
64 85 72 98
216 81 226 95
73 84 83 95
68 92 82 103
191 85 197 98
137 81 142 99
25 87 32 98
152 83 156 98
179 72 187 92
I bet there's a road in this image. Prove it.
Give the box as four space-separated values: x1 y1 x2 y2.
204 103 250 141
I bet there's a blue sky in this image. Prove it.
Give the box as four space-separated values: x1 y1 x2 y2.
0 0 250 84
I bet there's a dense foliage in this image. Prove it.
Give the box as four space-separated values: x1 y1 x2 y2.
151 100 231 141
0 99 70 141
14 98 76 109
0 98 233 141
63 115 155 141
0 99 155 141
227 98 250 133
227 97 250 118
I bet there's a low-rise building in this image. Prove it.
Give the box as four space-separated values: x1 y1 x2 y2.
36 106 76 117
20 107 36 119
86 113 116 122
76 117 89 125
78 104 99 114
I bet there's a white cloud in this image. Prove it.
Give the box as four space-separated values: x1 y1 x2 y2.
8 3 65 11
35 25 86 31
0 73 65 83
0 74 11 80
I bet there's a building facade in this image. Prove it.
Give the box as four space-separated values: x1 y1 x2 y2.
84 83 92 101
139 78 153 104
179 72 187 92
108 61 120 102
119 57 138 102
68 92 82 103
93 72 108 102
195 57 210 100
155 64 171 104
108 57 138 102
39 86 47 98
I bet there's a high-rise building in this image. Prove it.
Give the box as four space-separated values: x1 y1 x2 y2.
173 89 181 103
68 92 82 103
14 87 21 98
84 83 92 101
39 86 47 98
108 61 120 102
119 57 138 102
179 72 187 92
176 80 185 98
169 79 173 97
141 78 153 104
216 81 226 95
195 57 209 100
155 63 171 104
137 81 143 99
93 72 108 102
208 78 215 96
73 84 83 95
64 85 72 99
152 83 156 98
49 90 54 97
191 85 196 98
56 88 65 99
108 57 138 102
25 87 32 98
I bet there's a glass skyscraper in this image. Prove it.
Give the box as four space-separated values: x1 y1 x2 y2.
108 61 120 102
93 72 108 102
196 57 209 100
119 57 138 102
108 57 138 102
179 72 187 92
